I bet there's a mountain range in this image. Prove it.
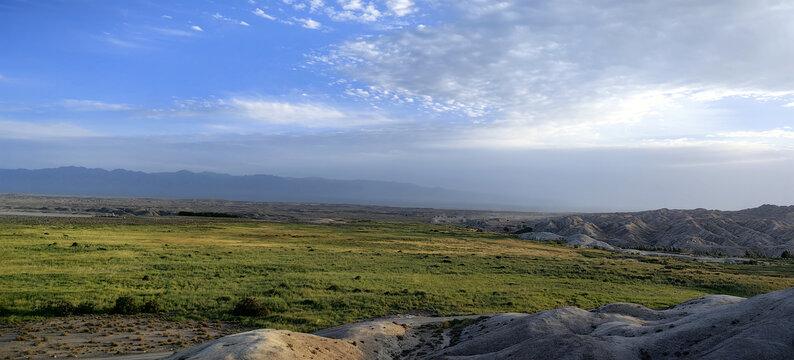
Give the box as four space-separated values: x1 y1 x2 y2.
0 167 499 209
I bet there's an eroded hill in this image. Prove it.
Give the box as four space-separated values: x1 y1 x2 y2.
532 205 794 257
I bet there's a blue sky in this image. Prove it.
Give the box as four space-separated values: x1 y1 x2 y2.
1 0 793 210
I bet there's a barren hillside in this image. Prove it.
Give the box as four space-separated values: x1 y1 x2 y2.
532 205 794 257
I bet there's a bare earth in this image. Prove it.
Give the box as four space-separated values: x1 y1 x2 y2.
167 287 794 360
3 288 793 359
0 315 243 359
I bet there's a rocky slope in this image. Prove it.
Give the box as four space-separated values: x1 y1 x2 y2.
166 287 794 360
530 205 794 257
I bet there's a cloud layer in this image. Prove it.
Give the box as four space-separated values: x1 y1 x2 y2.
320 0 794 148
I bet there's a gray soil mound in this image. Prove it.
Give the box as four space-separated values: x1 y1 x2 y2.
563 234 617 250
517 232 616 251
167 287 794 360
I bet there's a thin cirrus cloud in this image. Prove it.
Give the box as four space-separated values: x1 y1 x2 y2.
212 13 250 26
317 0 794 149
62 99 131 111
0 120 98 139
252 8 277 21
149 26 199 37
50 97 389 131
252 8 321 30
714 128 794 139
229 98 393 128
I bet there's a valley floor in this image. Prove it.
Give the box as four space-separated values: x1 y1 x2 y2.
1 215 793 358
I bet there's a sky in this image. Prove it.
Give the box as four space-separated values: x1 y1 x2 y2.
1 0 793 211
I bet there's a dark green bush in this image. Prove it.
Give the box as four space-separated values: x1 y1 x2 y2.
781 250 793 259
75 301 96 314
513 227 533 234
232 297 270 317
113 296 140 315
0 300 11 316
37 300 76 316
141 298 164 313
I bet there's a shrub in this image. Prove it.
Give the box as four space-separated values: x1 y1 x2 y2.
75 301 96 314
0 300 9 316
781 250 793 259
141 298 164 313
113 296 140 315
232 297 270 317
37 300 76 316
513 227 533 234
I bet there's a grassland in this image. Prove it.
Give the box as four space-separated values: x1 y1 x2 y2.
1 217 793 332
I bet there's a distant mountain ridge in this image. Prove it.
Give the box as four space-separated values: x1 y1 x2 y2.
0 167 497 208
532 205 794 257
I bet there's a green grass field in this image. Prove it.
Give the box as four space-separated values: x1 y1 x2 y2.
1 217 793 332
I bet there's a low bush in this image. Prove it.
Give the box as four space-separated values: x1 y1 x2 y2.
233 297 270 317
36 300 76 316
141 298 164 313
513 227 533 234
113 296 140 315
75 301 97 314
0 301 10 316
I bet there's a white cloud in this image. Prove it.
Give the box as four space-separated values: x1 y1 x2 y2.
212 13 250 26
149 27 197 37
253 8 276 21
276 0 417 24
318 0 794 148
295 17 322 29
100 34 142 48
161 15 172 19
326 1 381 22
62 99 131 111
386 0 414 16
190 25 203 32
229 98 391 127
712 128 794 139
784 102 794 108
0 120 98 139
309 0 324 12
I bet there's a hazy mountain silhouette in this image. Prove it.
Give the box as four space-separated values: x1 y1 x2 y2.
0 167 500 208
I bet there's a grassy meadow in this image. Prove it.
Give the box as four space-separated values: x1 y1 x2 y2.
1 217 793 332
